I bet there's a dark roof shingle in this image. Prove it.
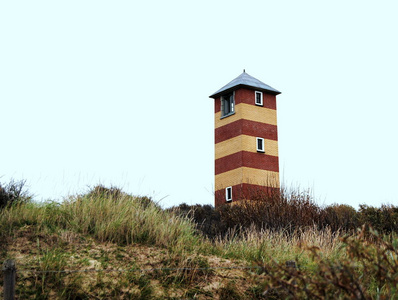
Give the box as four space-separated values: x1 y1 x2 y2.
209 71 281 98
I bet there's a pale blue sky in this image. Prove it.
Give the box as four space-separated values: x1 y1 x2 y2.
1 1 397 208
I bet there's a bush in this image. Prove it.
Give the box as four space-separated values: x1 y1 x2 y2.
218 188 322 234
172 188 326 239
84 185 159 209
169 203 225 239
358 204 398 234
173 189 398 238
84 184 124 199
321 204 358 232
0 179 32 209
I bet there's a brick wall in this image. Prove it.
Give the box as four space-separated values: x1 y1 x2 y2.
213 87 280 207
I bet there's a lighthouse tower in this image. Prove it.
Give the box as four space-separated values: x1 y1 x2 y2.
209 71 281 207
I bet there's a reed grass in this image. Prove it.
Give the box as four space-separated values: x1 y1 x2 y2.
212 225 344 266
64 191 203 252
0 190 201 253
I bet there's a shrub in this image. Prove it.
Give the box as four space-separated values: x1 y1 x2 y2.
358 204 398 234
169 203 226 239
321 204 358 232
0 179 32 210
84 185 159 209
85 184 124 199
174 189 398 238
218 188 322 234
172 188 326 239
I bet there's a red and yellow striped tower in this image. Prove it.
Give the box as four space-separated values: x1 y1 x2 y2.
209 71 281 207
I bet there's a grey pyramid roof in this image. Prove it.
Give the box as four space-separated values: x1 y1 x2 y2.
209 71 281 98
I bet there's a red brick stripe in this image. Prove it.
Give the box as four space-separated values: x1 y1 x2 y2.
213 88 277 113
214 97 221 113
215 120 278 144
215 183 280 207
215 152 242 175
215 151 279 175
235 88 277 110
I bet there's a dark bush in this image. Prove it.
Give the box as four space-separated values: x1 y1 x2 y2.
217 188 323 235
0 179 32 209
172 188 398 238
85 184 124 199
172 188 327 238
321 204 358 232
358 204 398 234
169 203 226 239
84 185 159 209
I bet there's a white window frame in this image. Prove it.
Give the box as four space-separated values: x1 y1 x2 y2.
255 91 263 106
225 186 232 202
256 137 265 153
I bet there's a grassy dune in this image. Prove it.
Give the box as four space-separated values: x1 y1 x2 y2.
1 186 398 299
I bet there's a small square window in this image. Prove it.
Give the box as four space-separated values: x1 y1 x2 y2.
256 137 265 153
255 91 263 106
225 186 232 202
221 93 235 118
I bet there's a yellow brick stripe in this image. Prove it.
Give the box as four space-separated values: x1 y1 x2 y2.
215 103 277 129
215 135 279 160
215 167 280 191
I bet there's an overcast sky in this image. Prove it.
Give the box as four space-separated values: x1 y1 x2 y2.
1 1 397 209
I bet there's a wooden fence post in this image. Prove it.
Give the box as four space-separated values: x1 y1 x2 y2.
286 260 297 286
285 260 296 269
3 259 16 300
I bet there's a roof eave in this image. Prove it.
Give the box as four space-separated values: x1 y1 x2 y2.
209 84 281 99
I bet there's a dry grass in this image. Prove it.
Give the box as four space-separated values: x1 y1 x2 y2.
0 190 202 253
63 192 200 252
213 225 344 267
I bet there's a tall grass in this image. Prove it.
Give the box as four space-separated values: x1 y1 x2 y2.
258 226 398 299
63 190 201 251
0 186 201 252
0 201 67 236
213 225 343 265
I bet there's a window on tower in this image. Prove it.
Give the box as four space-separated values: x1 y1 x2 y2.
255 91 263 106
225 186 232 202
256 137 265 153
221 92 235 118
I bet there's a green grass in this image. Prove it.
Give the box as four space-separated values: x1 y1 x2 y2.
1 189 201 253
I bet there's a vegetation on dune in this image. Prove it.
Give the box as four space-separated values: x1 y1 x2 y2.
1 179 398 298
1 183 200 253
171 187 398 238
0 179 32 210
